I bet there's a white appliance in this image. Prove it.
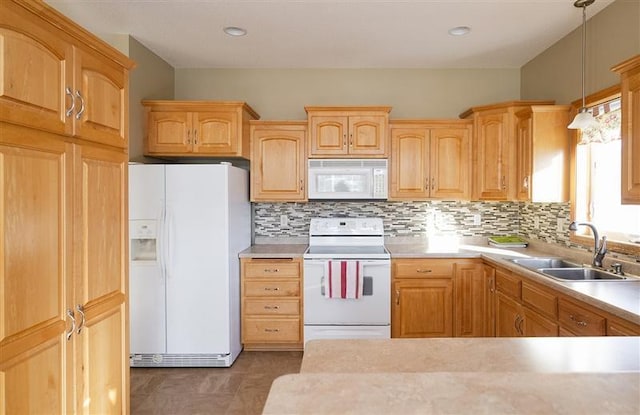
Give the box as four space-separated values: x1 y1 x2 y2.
128 163 250 367
303 218 391 344
307 159 388 199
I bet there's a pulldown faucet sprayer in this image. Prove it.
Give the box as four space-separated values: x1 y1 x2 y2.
569 221 607 267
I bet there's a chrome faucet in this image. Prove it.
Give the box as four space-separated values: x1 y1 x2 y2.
569 221 607 267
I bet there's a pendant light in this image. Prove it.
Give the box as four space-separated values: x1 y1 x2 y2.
568 0 600 130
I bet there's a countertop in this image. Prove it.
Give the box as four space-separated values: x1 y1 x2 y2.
301 337 640 373
263 337 640 414
239 244 307 258
263 372 639 414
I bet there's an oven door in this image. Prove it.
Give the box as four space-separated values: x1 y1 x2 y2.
303 259 390 325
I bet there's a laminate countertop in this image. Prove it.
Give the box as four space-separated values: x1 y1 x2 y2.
263 337 640 414
238 244 307 258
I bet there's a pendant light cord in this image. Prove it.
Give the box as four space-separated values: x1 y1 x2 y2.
580 4 587 110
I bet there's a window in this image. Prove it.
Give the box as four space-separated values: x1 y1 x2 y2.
572 90 640 255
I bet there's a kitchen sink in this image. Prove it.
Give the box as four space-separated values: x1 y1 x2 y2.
539 267 627 281
509 257 581 269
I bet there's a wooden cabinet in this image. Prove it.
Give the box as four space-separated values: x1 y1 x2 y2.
612 55 640 204
0 3 129 149
494 268 558 337
460 100 554 200
558 298 606 336
250 121 307 202
241 258 303 351
392 259 454 338
454 260 489 337
514 106 571 202
305 106 391 157
484 264 496 337
389 120 472 200
143 100 260 158
1 1 132 413
607 316 640 336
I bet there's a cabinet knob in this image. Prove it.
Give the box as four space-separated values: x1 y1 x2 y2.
76 304 86 335
264 287 280 291
416 269 432 273
395 289 400 305
569 314 588 327
186 130 191 144
194 129 198 144
264 328 280 333
501 175 506 190
264 305 280 310
431 177 435 190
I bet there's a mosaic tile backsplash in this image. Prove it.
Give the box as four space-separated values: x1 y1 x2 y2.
254 201 567 240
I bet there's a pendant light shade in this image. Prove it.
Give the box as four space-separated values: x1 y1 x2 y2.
568 0 598 130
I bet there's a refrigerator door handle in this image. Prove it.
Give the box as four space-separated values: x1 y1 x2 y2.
157 205 166 279
164 206 173 279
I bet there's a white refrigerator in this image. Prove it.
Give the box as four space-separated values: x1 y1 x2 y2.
128 163 250 367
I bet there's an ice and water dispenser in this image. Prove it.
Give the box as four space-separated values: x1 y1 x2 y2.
130 220 158 262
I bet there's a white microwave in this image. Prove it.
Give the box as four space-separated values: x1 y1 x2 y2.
307 159 388 200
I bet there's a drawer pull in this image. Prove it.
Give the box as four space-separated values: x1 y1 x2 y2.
264 328 280 333
569 314 588 327
264 268 279 273
264 305 280 310
416 269 432 273
264 287 280 291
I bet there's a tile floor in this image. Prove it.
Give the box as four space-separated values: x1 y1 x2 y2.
130 351 303 415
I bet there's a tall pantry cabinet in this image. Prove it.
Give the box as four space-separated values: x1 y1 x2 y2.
0 0 134 413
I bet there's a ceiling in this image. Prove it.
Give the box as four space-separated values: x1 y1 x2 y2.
45 0 614 69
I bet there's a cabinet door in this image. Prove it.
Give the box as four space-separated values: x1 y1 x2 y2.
484 265 496 337
475 112 509 200
431 127 470 199
348 115 387 156
389 127 429 199
72 47 128 149
454 261 487 337
392 279 453 338
523 307 558 337
75 145 128 414
0 15 72 136
146 111 191 154
309 116 348 156
193 111 238 155
0 127 74 414
515 113 532 201
619 59 640 204
251 125 306 201
495 293 523 337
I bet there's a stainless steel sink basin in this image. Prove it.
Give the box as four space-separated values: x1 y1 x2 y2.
539 267 627 281
509 257 581 269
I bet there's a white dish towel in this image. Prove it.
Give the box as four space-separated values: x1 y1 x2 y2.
325 260 363 299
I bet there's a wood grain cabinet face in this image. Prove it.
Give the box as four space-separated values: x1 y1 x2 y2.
514 106 570 202
0 2 132 411
558 299 606 336
454 261 488 337
390 122 471 200
612 55 640 204
143 101 259 158
250 121 307 202
240 258 303 350
392 259 454 338
306 107 390 157
475 111 510 200
0 10 128 149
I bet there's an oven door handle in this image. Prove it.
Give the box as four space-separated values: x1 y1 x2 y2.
320 276 325 296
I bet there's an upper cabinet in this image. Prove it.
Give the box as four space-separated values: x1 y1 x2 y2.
250 121 307 202
612 55 640 204
389 120 472 200
143 100 260 158
514 105 571 202
305 106 391 157
0 1 132 149
460 100 554 200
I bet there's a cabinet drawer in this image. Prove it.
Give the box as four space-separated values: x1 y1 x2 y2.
244 280 300 297
243 318 301 343
244 260 300 278
244 299 300 316
393 259 453 278
558 299 605 336
522 281 558 319
495 270 521 299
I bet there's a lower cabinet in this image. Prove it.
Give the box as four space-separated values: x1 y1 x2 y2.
240 258 303 350
392 259 454 338
454 260 489 337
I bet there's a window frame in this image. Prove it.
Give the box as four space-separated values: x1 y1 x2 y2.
569 84 639 257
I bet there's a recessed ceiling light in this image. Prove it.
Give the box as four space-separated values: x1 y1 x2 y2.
448 26 471 36
223 26 247 37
